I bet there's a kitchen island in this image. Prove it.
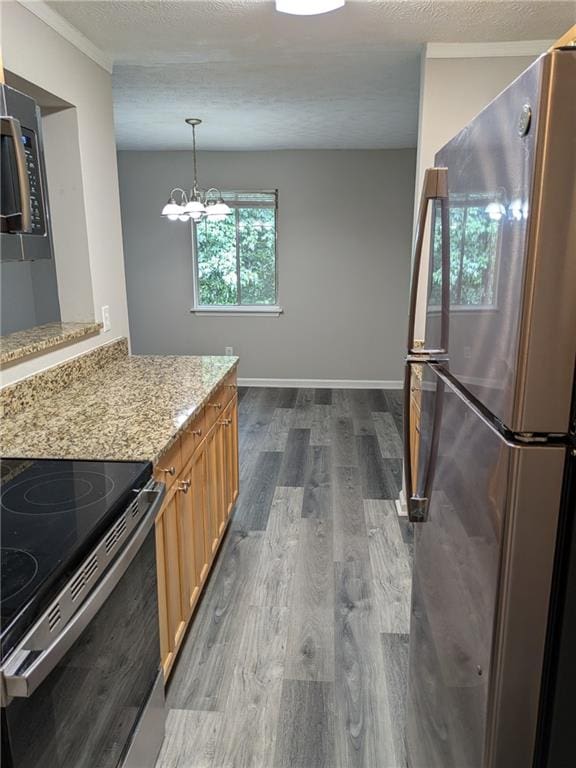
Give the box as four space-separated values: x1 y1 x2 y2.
0 339 239 678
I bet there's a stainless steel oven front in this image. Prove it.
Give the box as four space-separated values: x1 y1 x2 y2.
0 481 166 768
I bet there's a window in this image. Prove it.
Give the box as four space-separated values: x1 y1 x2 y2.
192 190 279 313
429 194 502 309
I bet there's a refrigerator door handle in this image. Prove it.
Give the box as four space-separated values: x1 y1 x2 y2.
403 361 445 523
406 166 450 359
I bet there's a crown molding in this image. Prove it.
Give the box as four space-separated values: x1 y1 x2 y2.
17 0 113 73
425 40 553 59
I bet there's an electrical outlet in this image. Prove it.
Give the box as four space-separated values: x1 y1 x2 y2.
225 346 234 356
101 305 111 332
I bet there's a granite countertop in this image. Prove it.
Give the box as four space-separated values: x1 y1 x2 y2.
0 354 238 463
0 322 103 367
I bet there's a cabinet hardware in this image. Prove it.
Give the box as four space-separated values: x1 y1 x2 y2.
208 403 222 410
159 466 176 476
218 418 232 426
190 428 202 437
178 479 191 493
226 384 236 390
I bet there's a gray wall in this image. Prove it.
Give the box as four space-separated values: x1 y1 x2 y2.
118 149 416 382
0 258 61 336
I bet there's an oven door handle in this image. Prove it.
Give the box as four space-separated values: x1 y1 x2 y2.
2 485 165 700
0 116 32 233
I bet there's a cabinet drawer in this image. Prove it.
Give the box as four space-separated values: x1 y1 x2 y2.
181 408 205 464
154 437 182 489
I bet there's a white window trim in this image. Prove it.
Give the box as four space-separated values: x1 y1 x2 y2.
190 189 280 316
190 305 283 317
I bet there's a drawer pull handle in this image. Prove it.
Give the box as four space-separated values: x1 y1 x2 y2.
226 384 236 390
190 428 203 437
219 418 232 426
208 403 222 410
160 466 176 476
178 479 191 494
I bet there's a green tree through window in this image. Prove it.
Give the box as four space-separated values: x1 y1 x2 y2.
194 192 277 307
430 199 501 308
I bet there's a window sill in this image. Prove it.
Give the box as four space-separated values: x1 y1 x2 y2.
428 305 499 313
190 306 283 317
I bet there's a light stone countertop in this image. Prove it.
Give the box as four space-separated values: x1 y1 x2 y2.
0 354 238 464
0 321 103 367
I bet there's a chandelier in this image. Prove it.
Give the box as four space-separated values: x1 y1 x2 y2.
161 118 232 223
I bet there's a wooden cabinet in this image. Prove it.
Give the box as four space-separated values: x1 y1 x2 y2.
176 451 208 619
154 370 238 680
223 395 239 517
409 367 422 490
205 418 225 552
155 489 187 679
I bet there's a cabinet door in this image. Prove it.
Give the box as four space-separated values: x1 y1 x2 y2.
176 469 197 617
180 450 211 611
215 420 226 536
229 394 239 511
155 491 186 678
410 368 422 490
221 396 239 519
204 423 224 555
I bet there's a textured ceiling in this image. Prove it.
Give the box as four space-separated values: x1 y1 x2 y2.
47 1 575 150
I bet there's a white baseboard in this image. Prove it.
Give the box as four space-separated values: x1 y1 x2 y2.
237 378 403 390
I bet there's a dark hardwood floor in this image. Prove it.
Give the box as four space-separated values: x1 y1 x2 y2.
157 387 412 768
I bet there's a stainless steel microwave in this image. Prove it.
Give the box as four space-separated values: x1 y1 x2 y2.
1 84 53 261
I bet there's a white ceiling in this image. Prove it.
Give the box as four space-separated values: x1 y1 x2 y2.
47 1 575 150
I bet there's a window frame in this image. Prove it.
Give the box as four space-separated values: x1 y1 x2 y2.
190 189 282 316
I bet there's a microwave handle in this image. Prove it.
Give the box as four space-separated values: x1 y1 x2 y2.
2 484 165 699
1 116 31 233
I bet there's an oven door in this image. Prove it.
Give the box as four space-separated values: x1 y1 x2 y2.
1 492 165 768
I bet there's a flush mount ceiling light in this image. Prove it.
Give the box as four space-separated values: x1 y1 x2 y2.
276 0 345 15
161 118 232 223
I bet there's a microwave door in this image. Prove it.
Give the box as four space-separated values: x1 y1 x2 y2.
1 115 31 261
1 85 53 262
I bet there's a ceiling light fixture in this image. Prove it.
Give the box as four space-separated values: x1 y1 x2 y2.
161 118 232 223
276 0 345 16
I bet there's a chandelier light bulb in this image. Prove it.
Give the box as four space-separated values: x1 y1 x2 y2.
206 201 233 222
485 202 506 222
161 199 182 221
184 199 207 218
508 199 523 222
276 0 345 15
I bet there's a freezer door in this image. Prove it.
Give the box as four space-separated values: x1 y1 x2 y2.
424 49 576 435
406 365 565 768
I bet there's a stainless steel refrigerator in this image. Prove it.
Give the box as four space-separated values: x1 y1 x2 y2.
403 45 576 768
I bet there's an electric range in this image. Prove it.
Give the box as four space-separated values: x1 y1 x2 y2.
0 458 152 661
0 457 167 768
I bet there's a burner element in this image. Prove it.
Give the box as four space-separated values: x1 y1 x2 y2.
1 548 39 601
2 471 115 515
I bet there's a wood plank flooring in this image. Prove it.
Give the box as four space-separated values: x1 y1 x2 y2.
158 387 412 768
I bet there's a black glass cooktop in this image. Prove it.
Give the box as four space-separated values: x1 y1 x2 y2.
0 458 152 660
